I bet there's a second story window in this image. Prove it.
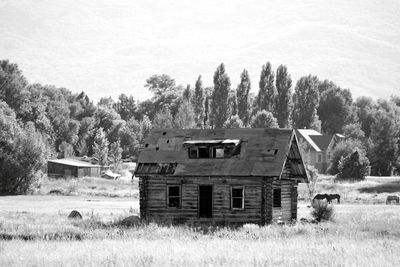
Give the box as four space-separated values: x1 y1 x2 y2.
185 140 241 159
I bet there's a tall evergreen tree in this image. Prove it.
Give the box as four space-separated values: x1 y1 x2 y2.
292 75 320 130
193 75 205 128
275 65 292 128
257 62 276 112
210 63 231 128
236 69 251 125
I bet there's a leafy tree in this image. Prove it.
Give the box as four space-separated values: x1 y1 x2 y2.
145 74 182 119
257 62 276 112
116 94 137 121
210 63 231 128
193 75 205 128
153 108 174 129
174 101 196 129
343 122 365 141
227 89 238 118
76 139 88 157
94 106 121 133
292 75 320 130
274 65 292 128
328 139 365 175
109 140 122 171
353 96 376 137
58 141 74 158
250 110 279 128
93 128 109 166
98 96 115 109
318 85 353 134
337 149 370 180
182 84 193 102
223 115 244 129
0 102 46 194
120 118 141 159
369 102 400 175
236 69 251 125
0 60 28 111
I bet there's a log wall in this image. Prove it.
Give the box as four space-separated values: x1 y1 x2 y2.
139 176 298 224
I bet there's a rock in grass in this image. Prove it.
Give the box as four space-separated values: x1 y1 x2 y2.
119 215 141 227
68 210 82 219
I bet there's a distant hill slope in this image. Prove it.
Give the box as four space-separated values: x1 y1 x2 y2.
0 0 399 101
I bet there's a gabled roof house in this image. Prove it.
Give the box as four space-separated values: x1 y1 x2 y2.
296 129 344 173
135 128 308 225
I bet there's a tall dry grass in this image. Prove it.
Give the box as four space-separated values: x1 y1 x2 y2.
1 205 400 266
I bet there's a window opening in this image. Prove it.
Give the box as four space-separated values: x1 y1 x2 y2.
167 185 181 208
273 188 281 208
317 154 322 163
198 146 210 158
231 186 244 209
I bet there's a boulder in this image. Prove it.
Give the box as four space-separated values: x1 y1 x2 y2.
68 210 82 219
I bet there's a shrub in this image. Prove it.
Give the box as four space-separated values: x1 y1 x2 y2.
337 149 370 180
328 139 365 175
311 201 334 222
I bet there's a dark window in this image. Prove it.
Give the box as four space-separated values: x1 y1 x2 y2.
167 185 181 208
273 188 281 208
198 147 210 158
188 147 198 158
231 186 244 209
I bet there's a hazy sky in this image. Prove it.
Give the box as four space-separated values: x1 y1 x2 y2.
1 0 399 102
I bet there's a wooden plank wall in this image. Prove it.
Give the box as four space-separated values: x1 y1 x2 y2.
272 179 296 222
140 176 264 224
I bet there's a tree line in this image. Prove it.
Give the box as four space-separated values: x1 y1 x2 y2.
1 59 399 193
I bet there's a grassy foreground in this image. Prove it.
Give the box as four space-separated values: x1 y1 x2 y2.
1 203 400 266
1 176 400 266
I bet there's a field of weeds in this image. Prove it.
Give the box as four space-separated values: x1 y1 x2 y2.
1 176 400 266
298 175 400 204
1 199 400 266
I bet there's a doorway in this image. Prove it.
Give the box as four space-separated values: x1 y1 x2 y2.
199 185 213 218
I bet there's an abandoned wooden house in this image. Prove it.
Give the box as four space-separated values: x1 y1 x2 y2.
135 128 308 224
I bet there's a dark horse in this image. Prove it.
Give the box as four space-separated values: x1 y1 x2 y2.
329 194 341 204
313 194 331 203
386 195 399 205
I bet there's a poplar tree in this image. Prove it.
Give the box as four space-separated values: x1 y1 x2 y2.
236 69 251 125
193 75 205 128
292 75 320 130
257 62 276 112
210 63 231 128
275 65 292 128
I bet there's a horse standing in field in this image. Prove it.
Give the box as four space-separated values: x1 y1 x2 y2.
313 194 331 203
329 194 341 204
386 195 399 205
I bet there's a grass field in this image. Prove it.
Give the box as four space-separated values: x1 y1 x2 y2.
1 176 400 266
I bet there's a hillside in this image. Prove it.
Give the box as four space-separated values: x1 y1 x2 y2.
0 0 399 101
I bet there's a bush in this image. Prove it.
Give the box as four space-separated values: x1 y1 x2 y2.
337 149 370 180
327 139 365 175
311 201 334 222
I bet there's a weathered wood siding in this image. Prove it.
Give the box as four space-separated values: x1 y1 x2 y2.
139 176 265 224
272 179 297 222
139 176 299 224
